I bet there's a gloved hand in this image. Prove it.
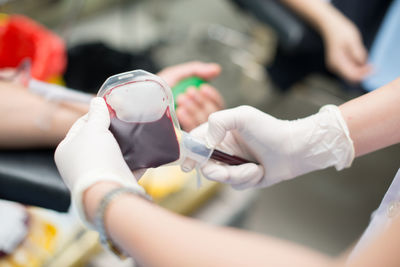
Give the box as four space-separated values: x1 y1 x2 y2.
183 105 354 189
54 97 145 227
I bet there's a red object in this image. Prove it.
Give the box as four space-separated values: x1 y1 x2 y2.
109 107 181 171
0 15 66 81
210 149 254 165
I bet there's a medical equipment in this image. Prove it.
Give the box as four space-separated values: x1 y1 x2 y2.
0 59 92 103
97 70 252 171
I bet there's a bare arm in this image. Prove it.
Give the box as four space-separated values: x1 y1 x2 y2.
84 182 334 267
84 181 400 267
280 0 370 82
340 77 400 156
346 214 400 267
280 0 345 34
0 81 87 148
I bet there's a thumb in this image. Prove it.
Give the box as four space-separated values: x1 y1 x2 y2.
206 106 246 147
86 97 110 129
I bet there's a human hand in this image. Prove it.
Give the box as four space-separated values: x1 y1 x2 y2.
321 15 371 83
54 97 144 225
157 61 224 131
184 105 354 189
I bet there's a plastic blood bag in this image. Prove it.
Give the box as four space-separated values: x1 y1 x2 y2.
97 70 253 171
98 70 180 171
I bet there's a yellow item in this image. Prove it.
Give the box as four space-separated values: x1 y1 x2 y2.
139 165 193 199
0 212 58 267
0 14 8 26
46 75 65 86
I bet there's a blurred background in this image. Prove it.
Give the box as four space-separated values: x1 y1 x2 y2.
0 0 399 266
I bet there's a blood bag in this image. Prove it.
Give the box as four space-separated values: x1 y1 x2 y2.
97 70 252 171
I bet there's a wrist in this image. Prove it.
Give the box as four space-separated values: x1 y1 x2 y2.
289 105 354 176
314 105 354 169
83 181 122 223
319 10 352 40
72 170 144 228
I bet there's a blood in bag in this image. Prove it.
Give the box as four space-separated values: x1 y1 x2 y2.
109 107 180 170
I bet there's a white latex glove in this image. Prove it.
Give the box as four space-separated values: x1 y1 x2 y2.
183 105 354 190
54 97 145 227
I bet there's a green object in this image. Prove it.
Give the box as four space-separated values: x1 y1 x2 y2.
172 77 205 108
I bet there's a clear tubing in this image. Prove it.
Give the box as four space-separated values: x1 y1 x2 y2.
181 131 254 166
28 79 92 103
